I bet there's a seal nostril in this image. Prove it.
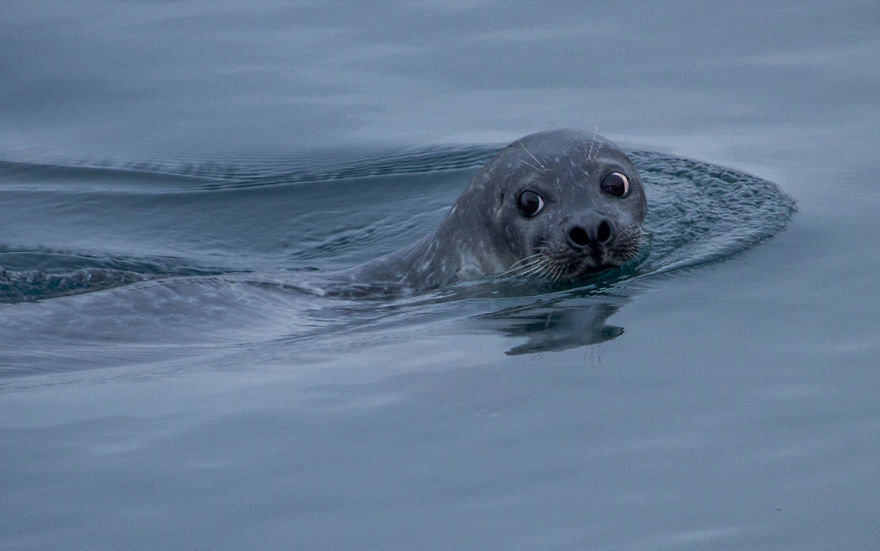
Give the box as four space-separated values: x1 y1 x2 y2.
596 220 613 244
568 226 590 247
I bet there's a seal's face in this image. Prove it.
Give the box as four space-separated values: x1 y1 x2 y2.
476 130 647 282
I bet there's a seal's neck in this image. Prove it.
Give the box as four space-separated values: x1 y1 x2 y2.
351 215 495 292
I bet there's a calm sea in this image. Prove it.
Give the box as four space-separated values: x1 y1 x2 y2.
2 2 879 549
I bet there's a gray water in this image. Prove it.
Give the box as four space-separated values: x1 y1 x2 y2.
2 2 879 550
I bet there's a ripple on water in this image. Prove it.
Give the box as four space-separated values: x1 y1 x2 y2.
0 146 794 304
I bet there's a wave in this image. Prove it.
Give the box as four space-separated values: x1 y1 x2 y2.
0 146 794 303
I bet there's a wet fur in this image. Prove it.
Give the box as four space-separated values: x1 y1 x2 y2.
348 129 647 291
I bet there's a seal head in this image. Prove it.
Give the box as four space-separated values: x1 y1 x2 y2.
351 129 646 291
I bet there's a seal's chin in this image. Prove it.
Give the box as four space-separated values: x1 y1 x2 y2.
552 226 643 281
559 257 622 281
503 232 641 283
502 247 621 283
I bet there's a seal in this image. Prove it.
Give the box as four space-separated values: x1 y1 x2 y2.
346 129 647 292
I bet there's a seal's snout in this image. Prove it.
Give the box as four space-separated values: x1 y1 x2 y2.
596 220 613 244
566 219 615 249
567 226 590 247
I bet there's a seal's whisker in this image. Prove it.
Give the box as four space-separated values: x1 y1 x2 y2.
519 141 547 170
502 253 543 275
502 262 543 279
517 261 549 278
507 252 542 268
552 263 566 283
587 121 601 161
507 265 539 278
521 259 546 272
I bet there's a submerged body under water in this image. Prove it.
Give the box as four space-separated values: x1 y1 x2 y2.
0 147 793 373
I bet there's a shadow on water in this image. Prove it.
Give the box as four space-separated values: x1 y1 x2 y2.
0 145 795 376
478 295 627 356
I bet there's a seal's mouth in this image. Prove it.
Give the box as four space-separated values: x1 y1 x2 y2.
502 245 622 282
559 257 621 281
502 228 642 283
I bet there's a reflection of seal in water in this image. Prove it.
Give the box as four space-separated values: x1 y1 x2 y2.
349 129 647 292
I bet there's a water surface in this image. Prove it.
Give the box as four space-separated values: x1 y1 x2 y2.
2 2 879 550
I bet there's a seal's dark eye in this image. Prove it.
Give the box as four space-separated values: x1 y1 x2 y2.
601 172 630 198
517 190 544 218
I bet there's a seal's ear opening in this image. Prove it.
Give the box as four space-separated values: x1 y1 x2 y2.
495 191 506 216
